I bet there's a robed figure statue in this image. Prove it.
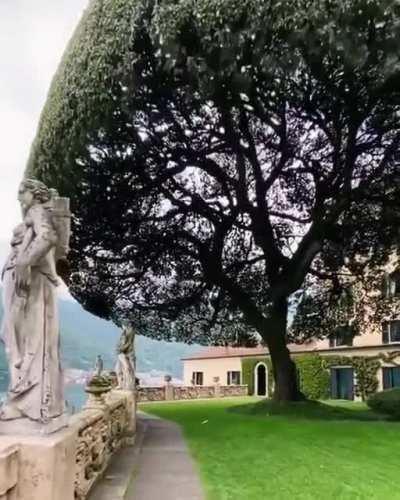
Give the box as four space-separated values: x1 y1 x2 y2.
0 179 71 425
115 325 135 391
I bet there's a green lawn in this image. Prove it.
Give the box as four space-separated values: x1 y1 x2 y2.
139 397 400 500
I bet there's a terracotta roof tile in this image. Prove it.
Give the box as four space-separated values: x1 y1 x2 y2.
181 342 318 360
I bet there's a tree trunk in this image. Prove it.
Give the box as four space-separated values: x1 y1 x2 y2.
261 298 305 402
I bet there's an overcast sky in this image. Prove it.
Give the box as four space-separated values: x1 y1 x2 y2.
0 0 88 269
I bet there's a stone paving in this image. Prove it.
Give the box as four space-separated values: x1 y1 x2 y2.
88 412 204 500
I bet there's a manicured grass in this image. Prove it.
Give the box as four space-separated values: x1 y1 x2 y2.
139 397 400 500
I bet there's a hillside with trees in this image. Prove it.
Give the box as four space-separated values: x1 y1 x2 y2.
0 294 197 393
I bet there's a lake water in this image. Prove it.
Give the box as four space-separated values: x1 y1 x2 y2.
0 382 87 414
65 384 87 413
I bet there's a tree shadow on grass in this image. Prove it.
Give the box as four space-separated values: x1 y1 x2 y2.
228 399 392 422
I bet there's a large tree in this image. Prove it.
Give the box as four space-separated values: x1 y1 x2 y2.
28 0 400 400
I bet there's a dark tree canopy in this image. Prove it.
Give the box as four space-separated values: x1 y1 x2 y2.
291 254 400 344
27 0 400 399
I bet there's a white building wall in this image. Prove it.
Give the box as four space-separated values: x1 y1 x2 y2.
183 357 243 386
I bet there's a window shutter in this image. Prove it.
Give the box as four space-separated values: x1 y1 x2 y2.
395 273 400 296
329 335 335 348
393 321 400 342
227 372 231 385
382 368 392 390
382 322 389 344
393 367 400 387
330 369 338 398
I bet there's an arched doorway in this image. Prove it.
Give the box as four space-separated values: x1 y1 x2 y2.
254 362 268 396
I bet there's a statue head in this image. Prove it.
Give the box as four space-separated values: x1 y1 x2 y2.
18 178 51 214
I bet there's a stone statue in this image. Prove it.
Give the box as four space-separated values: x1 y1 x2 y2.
94 355 104 376
115 324 135 391
0 179 71 429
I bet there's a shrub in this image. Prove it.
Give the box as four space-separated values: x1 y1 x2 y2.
367 388 400 419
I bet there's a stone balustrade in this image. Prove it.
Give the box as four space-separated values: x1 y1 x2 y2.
0 389 135 500
219 385 249 397
71 389 135 500
136 386 166 402
137 384 248 402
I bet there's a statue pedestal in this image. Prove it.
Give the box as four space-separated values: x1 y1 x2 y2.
0 414 68 436
0 425 77 500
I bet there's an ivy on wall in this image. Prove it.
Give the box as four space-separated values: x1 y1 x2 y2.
242 353 389 401
322 356 380 400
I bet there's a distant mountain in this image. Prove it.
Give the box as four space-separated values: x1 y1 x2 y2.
0 288 199 391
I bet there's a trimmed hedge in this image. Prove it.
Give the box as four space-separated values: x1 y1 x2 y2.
294 354 330 400
367 388 400 419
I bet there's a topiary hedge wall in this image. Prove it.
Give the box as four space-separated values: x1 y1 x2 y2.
242 353 382 401
294 354 331 400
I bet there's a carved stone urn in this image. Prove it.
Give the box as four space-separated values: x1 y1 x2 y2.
84 375 112 410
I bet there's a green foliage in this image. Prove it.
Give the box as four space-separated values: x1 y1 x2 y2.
28 0 400 189
367 388 400 419
242 353 381 401
290 285 360 344
241 357 273 396
27 0 142 193
294 355 330 400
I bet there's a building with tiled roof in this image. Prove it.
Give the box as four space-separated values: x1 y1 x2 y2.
182 319 400 400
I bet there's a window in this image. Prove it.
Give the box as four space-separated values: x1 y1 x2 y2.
329 325 354 348
192 372 203 385
382 367 400 389
330 367 354 400
227 371 241 385
382 321 400 344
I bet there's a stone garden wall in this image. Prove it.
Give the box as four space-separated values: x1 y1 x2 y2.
137 384 248 402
